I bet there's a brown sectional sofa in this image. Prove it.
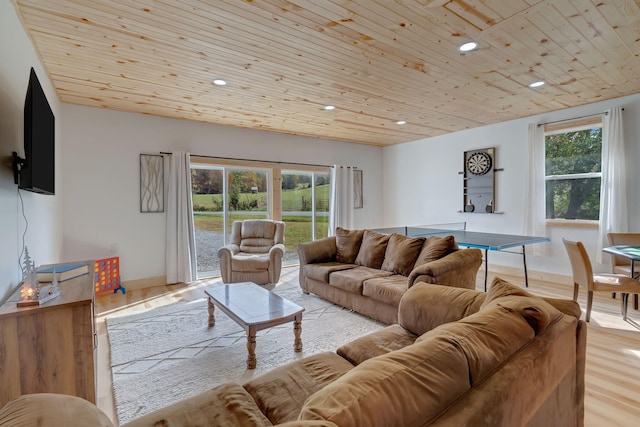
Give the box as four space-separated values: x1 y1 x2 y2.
297 227 483 324
0 277 585 427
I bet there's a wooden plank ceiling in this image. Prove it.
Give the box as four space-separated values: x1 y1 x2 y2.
13 0 640 146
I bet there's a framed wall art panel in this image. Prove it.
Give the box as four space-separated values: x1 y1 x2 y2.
140 154 164 213
354 169 363 209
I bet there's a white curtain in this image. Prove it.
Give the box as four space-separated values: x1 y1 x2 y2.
596 106 628 263
165 151 197 284
328 165 355 235
523 123 547 256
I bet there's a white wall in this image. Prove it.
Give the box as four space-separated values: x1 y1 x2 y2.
0 2 63 303
61 105 384 281
384 93 640 276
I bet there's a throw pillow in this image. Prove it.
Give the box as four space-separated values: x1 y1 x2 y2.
481 277 563 334
335 227 364 263
414 235 458 265
481 276 534 308
354 230 391 269
381 234 425 276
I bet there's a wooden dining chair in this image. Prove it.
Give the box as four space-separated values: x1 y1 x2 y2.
607 233 640 309
563 238 640 322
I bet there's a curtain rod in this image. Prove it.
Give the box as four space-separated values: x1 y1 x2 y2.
159 152 359 169
537 108 624 127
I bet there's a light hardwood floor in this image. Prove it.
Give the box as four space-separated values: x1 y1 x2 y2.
95 266 640 426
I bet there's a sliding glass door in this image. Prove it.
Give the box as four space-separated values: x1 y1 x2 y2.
191 166 223 278
191 165 269 278
281 170 330 266
226 169 269 241
191 159 330 277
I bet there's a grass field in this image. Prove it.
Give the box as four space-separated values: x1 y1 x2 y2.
194 214 329 252
193 185 330 253
192 184 330 212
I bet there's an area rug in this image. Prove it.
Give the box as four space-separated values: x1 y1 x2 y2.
106 278 386 425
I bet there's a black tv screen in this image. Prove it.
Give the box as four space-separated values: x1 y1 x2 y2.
20 67 55 195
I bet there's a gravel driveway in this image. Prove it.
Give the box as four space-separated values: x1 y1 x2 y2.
195 230 299 276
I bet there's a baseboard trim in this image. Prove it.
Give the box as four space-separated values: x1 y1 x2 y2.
122 276 167 291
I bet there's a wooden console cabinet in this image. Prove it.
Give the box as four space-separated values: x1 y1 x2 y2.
0 262 96 407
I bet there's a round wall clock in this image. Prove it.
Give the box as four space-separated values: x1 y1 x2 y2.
466 152 492 175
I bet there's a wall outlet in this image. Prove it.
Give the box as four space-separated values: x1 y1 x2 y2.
110 243 119 254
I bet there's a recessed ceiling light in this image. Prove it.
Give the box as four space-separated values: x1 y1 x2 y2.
323 105 335 110
529 81 545 88
459 42 478 52
212 79 227 86
396 120 406 125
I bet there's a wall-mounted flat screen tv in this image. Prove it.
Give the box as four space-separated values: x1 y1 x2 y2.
20 67 55 195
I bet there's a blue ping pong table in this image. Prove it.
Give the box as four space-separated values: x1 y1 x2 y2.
374 225 550 291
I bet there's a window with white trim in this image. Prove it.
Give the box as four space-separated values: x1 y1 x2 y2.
545 120 602 220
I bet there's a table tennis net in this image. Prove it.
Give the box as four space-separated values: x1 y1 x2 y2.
372 222 466 236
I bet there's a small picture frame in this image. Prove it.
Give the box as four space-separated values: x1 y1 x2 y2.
354 169 363 209
140 154 164 213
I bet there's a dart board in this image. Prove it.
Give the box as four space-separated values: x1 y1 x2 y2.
466 151 492 175
463 147 496 214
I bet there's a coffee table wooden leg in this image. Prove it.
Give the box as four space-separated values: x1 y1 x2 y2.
293 314 302 352
247 325 257 369
207 297 215 328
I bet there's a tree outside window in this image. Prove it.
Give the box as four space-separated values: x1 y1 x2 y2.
545 127 602 220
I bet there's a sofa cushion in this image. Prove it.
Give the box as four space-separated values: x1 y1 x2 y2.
398 283 486 336
481 276 581 320
299 329 471 426
540 297 582 320
122 382 272 427
303 262 357 283
362 274 408 306
243 352 354 425
329 266 394 294
337 324 418 365
415 235 458 265
481 277 563 334
415 304 536 386
231 252 269 271
481 276 533 307
354 230 391 269
335 227 364 263
381 234 425 276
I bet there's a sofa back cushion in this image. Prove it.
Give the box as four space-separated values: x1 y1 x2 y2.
335 227 364 263
414 235 458 265
354 230 390 269
299 305 536 427
243 352 354 425
381 234 425 276
481 276 532 306
237 220 278 254
298 332 471 426
481 277 563 334
415 305 536 386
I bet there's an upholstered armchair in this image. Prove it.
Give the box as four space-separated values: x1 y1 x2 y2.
217 219 286 284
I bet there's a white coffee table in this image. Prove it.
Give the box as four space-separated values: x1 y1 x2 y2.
205 281 304 369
